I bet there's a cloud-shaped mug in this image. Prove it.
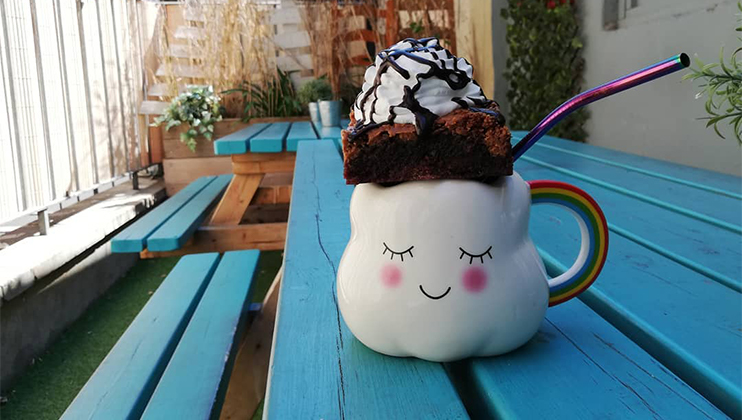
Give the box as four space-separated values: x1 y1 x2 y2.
337 172 608 362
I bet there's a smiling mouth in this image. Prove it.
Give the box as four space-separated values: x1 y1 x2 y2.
419 285 451 300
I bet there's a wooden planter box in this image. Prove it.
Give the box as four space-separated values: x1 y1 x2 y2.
163 118 251 159
162 117 310 196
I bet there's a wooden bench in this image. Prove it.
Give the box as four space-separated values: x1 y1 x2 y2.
111 120 345 257
61 250 261 419
264 140 739 418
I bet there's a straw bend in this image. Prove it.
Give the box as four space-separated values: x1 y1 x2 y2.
512 53 689 161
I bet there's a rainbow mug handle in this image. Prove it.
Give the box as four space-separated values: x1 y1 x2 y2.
528 180 609 307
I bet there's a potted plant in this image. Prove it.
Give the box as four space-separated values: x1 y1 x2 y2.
153 86 224 152
319 96 343 127
297 77 333 126
226 68 305 122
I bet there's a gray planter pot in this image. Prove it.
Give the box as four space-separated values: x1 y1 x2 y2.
319 100 342 127
308 102 321 126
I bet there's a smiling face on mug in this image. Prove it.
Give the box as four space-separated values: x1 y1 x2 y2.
337 173 550 362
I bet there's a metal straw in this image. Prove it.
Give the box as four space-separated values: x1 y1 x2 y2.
512 53 690 161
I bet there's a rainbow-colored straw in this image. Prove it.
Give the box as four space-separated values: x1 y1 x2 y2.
512 53 690 161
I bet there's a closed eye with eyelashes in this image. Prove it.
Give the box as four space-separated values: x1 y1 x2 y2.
382 242 414 261
459 246 493 264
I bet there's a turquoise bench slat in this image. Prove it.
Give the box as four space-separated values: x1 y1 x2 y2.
142 250 260 419
285 121 318 152
111 176 215 253
61 253 221 420
318 126 343 150
264 141 468 419
147 175 232 252
529 207 742 416
515 160 742 291
449 298 726 419
514 132 742 197
250 122 291 153
213 123 270 155
519 142 742 228
340 118 350 128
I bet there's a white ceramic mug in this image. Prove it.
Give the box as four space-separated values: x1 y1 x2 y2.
337 172 608 362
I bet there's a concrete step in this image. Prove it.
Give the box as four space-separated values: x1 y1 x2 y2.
173 26 205 41
156 63 204 79
139 100 169 115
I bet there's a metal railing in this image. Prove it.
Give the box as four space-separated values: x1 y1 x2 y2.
0 0 150 225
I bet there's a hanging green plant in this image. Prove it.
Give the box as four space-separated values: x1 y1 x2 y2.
152 86 223 152
500 0 588 142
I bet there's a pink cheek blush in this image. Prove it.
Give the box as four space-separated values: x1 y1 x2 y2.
462 267 488 293
380 265 402 288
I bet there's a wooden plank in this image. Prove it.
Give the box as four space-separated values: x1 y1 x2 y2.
232 158 295 175
198 223 287 246
448 298 727 419
254 185 292 205
529 210 742 416
519 141 742 228
264 141 468 419
220 270 281 420
519 132 742 196
111 176 215 252
209 174 263 225
242 204 289 225
285 121 318 152
213 123 270 155
60 253 221 420
232 152 295 163
147 175 232 251
141 250 261 420
260 171 293 187
164 118 251 142
250 122 291 153
163 157 232 192
167 185 291 205
514 159 742 292
140 239 284 259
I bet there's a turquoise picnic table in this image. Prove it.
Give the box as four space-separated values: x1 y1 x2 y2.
264 132 742 419
112 119 349 257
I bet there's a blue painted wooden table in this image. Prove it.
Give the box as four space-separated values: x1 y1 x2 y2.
264 134 741 419
115 120 345 258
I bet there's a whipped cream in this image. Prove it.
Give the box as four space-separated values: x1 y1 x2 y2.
352 38 488 134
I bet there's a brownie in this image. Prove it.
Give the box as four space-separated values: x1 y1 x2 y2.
341 101 512 185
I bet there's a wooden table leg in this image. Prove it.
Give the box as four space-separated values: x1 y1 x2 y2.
209 174 263 225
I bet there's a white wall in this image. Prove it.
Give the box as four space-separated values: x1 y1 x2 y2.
580 0 741 176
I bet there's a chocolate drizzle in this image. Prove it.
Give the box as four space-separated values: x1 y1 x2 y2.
350 37 502 139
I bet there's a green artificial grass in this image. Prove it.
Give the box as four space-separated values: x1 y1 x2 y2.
0 250 283 420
